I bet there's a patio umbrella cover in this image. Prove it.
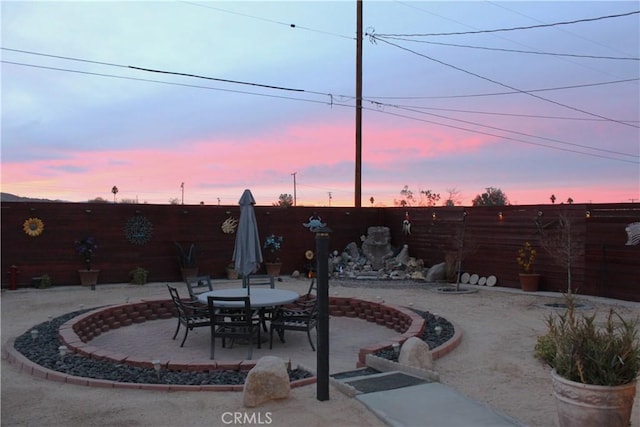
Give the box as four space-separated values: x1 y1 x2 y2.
233 189 263 277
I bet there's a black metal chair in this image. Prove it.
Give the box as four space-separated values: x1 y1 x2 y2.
270 296 318 351
207 295 261 360
242 274 276 331
242 274 275 290
167 285 211 347
283 278 317 309
185 275 213 301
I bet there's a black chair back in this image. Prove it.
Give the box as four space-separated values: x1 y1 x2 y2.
185 275 213 300
207 295 260 360
242 274 275 292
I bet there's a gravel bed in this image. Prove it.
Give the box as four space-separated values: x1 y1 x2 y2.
13 309 311 385
13 303 453 385
374 309 454 361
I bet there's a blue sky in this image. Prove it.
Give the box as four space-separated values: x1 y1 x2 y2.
2 1 639 206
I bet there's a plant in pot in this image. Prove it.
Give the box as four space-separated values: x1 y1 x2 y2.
226 262 239 280
75 236 99 289
516 241 540 291
263 234 283 277
129 267 148 285
174 241 197 280
534 295 640 427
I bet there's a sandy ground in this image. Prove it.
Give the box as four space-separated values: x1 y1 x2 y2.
2 278 639 427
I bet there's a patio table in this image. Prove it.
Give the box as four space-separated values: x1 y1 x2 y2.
196 288 298 308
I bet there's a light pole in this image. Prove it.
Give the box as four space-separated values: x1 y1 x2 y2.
291 172 297 206
181 182 184 205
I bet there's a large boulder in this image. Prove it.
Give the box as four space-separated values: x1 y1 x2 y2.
398 336 433 371
243 356 290 407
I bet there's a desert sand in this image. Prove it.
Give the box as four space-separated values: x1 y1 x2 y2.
2 278 639 427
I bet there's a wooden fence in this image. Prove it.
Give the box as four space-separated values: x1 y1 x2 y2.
1 202 638 301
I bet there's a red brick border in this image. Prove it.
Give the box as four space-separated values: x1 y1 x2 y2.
3 297 460 391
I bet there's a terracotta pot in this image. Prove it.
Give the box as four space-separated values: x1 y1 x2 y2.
180 267 198 281
551 369 637 427
265 262 282 277
78 269 100 287
519 273 540 292
226 268 239 280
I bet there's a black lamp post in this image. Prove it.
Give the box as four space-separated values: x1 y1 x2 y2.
314 226 331 401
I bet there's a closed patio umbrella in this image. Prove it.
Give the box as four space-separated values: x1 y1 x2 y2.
233 189 263 279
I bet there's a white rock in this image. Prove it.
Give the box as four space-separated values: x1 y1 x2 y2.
243 356 290 407
398 336 433 370
425 262 446 282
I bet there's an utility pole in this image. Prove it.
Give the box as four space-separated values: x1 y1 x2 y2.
355 0 363 208
328 192 332 206
181 182 184 205
291 172 297 206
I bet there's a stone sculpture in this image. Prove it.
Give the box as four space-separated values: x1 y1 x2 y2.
361 226 394 270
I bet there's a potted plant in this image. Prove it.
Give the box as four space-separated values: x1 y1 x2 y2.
263 234 283 277
174 241 197 280
516 241 540 291
534 296 640 427
226 262 239 280
129 267 148 285
75 236 99 289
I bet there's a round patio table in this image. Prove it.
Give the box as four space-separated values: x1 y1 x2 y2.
196 288 298 308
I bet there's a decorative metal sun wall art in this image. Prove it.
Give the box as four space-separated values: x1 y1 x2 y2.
23 217 44 237
124 215 153 245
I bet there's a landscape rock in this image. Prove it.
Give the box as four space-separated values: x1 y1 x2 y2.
398 336 433 370
243 356 290 407
425 262 446 282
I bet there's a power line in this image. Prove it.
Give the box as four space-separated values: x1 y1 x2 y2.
359 103 639 164
128 65 306 93
3 59 636 163
372 37 639 61
3 50 637 162
1 60 334 106
363 78 639 100
377 104 638 124
6 46 636 119
486 1 637 58
376 10 640 37
379 101 637 159
1 47 335 99
180 1 355 40
368 35 639 129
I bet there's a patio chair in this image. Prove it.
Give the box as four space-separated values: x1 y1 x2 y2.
242 274 275 331
167 285 211 347
283 278 317 309
270 296 318 351
242 274 275 290
185 275 213 301
207 295 261 360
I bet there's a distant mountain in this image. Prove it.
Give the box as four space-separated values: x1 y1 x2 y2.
1 192 66 202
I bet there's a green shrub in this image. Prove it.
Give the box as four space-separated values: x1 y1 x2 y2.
129 267 148 285
535 295 640 386
38 274 52 289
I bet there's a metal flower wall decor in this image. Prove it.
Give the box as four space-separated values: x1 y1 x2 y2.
124 215 153 245
221 216 238 234
23 218 44 237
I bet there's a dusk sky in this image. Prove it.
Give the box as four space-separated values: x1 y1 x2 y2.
2 1 639 207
